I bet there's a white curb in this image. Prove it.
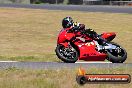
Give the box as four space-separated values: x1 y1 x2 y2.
0 61 18 62
75 61 112 63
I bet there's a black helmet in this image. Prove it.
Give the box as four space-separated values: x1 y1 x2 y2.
62 17 73 28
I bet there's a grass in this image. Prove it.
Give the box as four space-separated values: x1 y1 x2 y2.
0 67 131 88
0 8 132 62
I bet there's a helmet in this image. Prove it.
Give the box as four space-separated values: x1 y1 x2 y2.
62 17 73 28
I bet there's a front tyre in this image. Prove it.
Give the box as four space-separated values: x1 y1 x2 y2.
55 44 78 63
107 42 127 63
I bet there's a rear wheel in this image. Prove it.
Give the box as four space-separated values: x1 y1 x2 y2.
107 42 127 63
55 44 78 63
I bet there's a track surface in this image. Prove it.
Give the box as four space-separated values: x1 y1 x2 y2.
0 62 132 69
0 4 132 14
0 4 132 69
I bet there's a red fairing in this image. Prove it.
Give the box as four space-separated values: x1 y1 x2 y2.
101 32 116 41
57 28 75 44
57 28 75 47
57 28 116 61
76 41 106 61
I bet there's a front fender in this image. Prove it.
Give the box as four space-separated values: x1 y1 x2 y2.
58 42 69 48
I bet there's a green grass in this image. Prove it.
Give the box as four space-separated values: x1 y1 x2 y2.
0 8 132 62
0 67 131 88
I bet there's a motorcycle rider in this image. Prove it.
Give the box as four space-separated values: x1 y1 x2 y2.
56 17 126 63
62 17 85 31
62 17 98 41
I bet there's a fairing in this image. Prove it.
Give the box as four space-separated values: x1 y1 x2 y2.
57 28 116 61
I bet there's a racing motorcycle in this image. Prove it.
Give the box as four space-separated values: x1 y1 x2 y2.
55 27 127 63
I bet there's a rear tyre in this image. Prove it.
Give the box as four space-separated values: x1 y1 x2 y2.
106 42 127 63
55 44 78 63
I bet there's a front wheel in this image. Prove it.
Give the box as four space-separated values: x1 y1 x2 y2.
55 44 78 63
106 42 127 63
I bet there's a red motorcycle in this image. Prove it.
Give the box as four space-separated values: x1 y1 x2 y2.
55 28 127 63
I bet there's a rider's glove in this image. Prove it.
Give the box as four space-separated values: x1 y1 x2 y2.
73 22 85 32
79 24 85 30
84 29 97 38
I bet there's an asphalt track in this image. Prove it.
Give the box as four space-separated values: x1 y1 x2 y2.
0 4 132 14
0 62 131 69
0 4 132 69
